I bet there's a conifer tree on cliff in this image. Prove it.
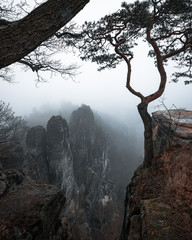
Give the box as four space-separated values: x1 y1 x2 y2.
0 0 89 82
74 0 192 167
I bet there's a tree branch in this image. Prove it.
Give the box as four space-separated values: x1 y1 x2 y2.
113 39 145 102
0 0 89 69
162 37 192 60
146 27 167 104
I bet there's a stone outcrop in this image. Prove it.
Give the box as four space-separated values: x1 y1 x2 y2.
26 105 124 240
1 107 192 240
0 168 66 240
0 168 25 197
120 110 192 240
47 115 77 200
46 114 79 229
152 110 192 156
68 105 121 239
25 125 50 183
121 144 192 240
69 104 97 187
0 145 26 170
0 104 125 240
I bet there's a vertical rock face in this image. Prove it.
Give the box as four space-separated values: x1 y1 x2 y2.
0 105 125 240
68 105 120 239
26 125 47 149
46 115 77 209
121 145 192 240
69 105 97 186
47 116 71 184
120 109 192 240
25 125 49 183
152 110 192 156
23 105 122 239
69 105 110 189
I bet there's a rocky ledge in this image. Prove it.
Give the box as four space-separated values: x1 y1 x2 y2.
152 109 192 156
0 169 66 240
121 144 192 240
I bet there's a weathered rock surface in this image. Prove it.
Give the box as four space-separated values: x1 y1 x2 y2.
25 125 50 183
140 198 174 240
0 144 26 170
0 184 65 240
121 144 192 240
68 105 122 239
47 115 77 201
69 104 97 187
47 116 71 185
29 105 123 240
0 168 25 197
46 114 79 232
152 109 192 156
0 104 132 240
0 167 66 240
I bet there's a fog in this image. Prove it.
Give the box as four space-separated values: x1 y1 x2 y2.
0 0 191 155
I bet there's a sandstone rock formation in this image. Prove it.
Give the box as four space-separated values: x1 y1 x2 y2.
47 115 77 199
121 145 192 240
152 109 192 156
0 168 66 240
68 105 121 239
1 106 192 239
0 104 125 240
120 110 192 240
0 168 25 197
26 125 50 183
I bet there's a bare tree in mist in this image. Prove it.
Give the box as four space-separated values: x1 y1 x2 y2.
0 0 89 82
0 101 27 153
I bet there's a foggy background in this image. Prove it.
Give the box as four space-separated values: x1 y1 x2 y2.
0 0 191 163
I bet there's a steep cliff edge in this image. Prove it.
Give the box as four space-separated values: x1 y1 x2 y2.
3 107 190 240
121 144 192 240
0 104 127 240
121 110 192 240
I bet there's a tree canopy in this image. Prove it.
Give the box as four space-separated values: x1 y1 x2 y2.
79 0 192 84
72 0 192 166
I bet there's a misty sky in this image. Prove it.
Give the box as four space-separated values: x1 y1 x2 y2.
0 0 191 123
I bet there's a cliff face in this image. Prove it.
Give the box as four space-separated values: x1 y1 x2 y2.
3 107 190 240
68 105 121 239
46 115 77 202
121 110 192 240
0 104 124 240
121 145 192 240
25 125 49 183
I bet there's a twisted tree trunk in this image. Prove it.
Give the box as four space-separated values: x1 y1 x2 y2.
0 0 89 69
137 102 154 168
